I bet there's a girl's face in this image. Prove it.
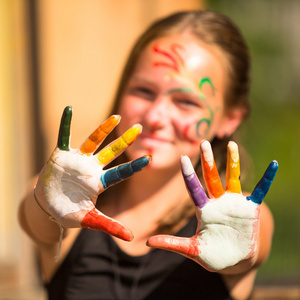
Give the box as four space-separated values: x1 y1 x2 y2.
117 34 233 169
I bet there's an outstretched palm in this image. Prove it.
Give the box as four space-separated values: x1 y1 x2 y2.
147 140 278 271
36 106 150 241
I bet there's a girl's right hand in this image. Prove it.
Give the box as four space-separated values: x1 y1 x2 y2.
35 106 150 241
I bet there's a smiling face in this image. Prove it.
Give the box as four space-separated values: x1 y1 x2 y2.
117 33 233 169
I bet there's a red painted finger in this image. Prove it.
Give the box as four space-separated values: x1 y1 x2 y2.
200 140 224 198
81 208 133 241
147 235 200 258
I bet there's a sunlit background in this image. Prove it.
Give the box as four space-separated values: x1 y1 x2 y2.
0 0 299 299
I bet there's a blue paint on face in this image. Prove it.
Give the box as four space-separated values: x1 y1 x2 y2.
101 156 151 189
246 160 278 205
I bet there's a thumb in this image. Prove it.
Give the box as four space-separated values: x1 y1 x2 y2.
81 208 133 241
147 235 200 258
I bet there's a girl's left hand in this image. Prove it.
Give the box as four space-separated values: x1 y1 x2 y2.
147 140 278 271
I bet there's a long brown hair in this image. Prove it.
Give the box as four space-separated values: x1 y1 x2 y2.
102 10 252 233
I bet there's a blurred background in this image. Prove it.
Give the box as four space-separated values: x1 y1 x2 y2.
0 0 299 299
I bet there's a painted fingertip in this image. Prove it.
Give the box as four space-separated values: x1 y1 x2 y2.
122 124 143 145
181 155 194 176
132 155 151 170
246 160 279 205
228 141 239 161
269 160 279 175
200 140 214 167
57 106 73 151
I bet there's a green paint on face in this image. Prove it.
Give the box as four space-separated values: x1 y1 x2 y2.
57 106 72 151
164 87 194 95
195 78 217 138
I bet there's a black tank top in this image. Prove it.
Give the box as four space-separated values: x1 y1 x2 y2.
46 217 232 300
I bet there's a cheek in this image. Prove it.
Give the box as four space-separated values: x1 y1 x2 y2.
118 97 147 121
174 112 213 144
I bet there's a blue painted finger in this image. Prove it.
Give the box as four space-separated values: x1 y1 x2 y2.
246 160 278 205
181 155 209 208
101 155 151 189
57 106 72 151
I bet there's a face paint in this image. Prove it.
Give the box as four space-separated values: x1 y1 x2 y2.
153 44 220 142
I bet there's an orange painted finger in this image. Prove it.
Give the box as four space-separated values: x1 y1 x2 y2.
226 141 241 193
200 140 224 198
79 115 120 155
97 124 142 165
147 235 200 258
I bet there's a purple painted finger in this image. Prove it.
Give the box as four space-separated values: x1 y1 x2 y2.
181 155 209 208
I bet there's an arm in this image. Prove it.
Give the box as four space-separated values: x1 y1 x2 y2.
19 106 151 248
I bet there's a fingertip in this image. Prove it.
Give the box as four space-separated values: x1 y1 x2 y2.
227 141 239 158
180 155 194 176
270 160 279 170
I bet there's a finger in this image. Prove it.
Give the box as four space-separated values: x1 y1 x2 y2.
97 124 142 165
200 140 224 198
57 106 72 151
81 208 133 241
147 235 200 258
79 115 120 155
101 155 151 189
181 155 209 208
247 160 279 205
226 141 241 193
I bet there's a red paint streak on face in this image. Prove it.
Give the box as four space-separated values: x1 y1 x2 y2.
81 208 133 241
150 121 160 133
153 44 179 72
183 124 199 145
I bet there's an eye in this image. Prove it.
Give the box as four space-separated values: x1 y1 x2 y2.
128 86 155 101
173 96 203 109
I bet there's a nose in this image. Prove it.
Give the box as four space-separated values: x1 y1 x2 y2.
143 96 170 130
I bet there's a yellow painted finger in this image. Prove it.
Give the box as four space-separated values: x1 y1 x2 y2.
226 141 241 193
79 115 120 155
97 124 142 165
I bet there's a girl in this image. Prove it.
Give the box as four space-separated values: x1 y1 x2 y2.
19 10 278 300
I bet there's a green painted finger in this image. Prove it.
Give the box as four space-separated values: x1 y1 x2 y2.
57 106 72 151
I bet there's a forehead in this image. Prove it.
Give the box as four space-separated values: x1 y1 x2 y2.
134 35 227 87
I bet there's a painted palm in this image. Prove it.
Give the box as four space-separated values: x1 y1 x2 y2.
36 106 151 241
147 141 278 271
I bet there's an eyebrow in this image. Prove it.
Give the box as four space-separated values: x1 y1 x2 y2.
164 87 194 95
